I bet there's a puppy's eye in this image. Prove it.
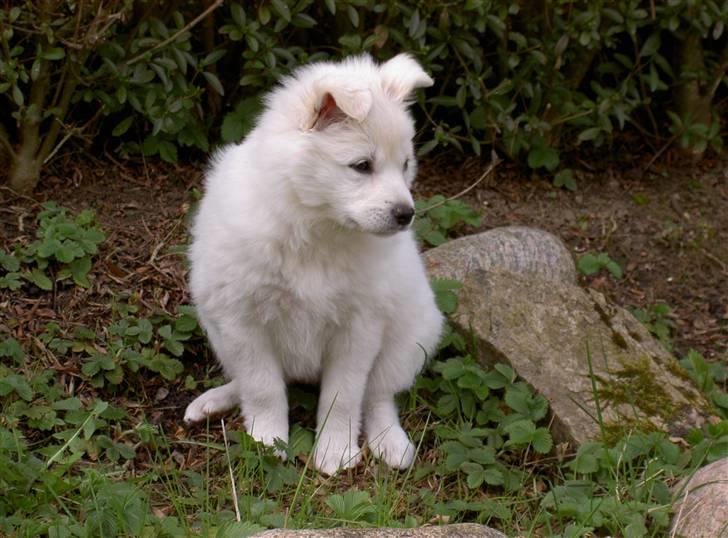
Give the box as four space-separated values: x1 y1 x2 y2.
403 159 410 172
349 160 373 174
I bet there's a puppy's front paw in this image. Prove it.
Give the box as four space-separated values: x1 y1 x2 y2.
367 425 415 469
184 384 238 423
247 420 289 458
313 434 362 475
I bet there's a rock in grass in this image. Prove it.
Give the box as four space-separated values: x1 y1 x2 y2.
424 226 577 284
444 269 714 445
252 524 506 537
671 457 728 538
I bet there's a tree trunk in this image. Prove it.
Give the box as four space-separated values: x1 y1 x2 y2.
8 142 42 193
674 32 713 156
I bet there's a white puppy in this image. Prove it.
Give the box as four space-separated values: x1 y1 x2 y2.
184 54 443 475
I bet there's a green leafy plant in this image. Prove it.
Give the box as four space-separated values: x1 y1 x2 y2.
0 202 105 290
418 358 552 493
630 303 675 351
80 304 201 388
577 252 624 279
325 490 376 525
415 197 481 247
679 350 728 418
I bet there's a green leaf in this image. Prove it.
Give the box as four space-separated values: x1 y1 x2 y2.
41 47 65 61
578 127 602 143
202 49 227 67
527 146 559 171
482 467 505 485
639 33 661 57
0 338 25 362
576 254 601 276
221 97 261 143
148 354 184 380
0 272 22 290
0 250 20 272
163 338 185 357
158 140 178 163
531 428 553 454
431 279 462 315
174 314 197 333
605 260 623 278
271 0 291 22
347 5 359 27
24 268 53 290
0 374 34 401
504 419 536 444
553 169 577 192
230 3 246 26
112 116 134 137
203 71 224 96
68 257 92 288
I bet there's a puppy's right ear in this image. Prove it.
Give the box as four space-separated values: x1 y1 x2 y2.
380 53 433 102
311 77 372 130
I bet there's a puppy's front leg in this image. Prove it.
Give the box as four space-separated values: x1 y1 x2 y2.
314 315 383 475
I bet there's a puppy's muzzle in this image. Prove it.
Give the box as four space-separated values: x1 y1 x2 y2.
392 204 415 228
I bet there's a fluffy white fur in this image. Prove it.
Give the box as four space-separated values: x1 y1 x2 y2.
184 54 443 475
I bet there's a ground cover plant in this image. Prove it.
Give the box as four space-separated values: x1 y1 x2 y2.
1 200 726 537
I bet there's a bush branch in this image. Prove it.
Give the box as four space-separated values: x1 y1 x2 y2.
126 0 223 65
416 153 500 215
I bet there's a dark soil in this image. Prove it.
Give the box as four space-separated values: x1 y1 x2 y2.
2 150 727 367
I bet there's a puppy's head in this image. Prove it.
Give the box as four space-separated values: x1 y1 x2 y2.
282 54 433 235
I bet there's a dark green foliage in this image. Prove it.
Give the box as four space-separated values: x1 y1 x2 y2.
2 1 726 190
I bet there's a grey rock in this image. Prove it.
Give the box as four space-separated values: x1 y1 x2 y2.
252 524 506 538
671 457 728 538
446 269 714 445
424 226 577 285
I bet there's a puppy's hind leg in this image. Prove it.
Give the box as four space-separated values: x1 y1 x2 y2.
186 320 290 449
184 381 239 423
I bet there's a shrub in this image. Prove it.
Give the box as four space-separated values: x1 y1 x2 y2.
1 1 726 192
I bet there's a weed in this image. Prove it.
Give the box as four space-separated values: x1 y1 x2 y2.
679 350 728 418
0 202 105 290
577 252 624 279
415 197 481 247
630 303 676 351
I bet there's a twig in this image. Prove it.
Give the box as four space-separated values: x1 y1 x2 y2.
43 107 103 165
0 124 16 159
416 151 500 214
221 419 241 522
701 248 728 275
126 0 223 65
642 133 679 174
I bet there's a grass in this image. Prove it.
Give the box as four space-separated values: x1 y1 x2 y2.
1 202 727 537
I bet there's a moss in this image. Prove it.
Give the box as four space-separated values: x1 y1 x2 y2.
594 355 678 423
601 417 660 444
665 357 694 384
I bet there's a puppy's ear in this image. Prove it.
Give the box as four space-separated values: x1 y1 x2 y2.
312 78 372 130
380 53 433 102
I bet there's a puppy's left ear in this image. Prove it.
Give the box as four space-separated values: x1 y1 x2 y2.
380 53 434 102
311 76 372 130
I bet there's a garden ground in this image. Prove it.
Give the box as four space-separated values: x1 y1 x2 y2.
4 147 725 359
0 147 726 535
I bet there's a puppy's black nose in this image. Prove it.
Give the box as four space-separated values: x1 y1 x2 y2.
392 204 415 227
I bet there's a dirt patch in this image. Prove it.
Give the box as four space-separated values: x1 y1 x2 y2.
2 151 727 366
